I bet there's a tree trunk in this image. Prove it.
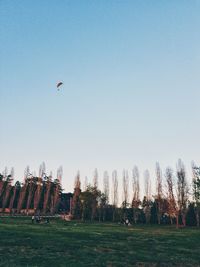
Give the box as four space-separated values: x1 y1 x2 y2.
157 214 161 225
103 207 105 222
43 181 51 213
98 208 101 222
196 211 199 227
17 186 27 213
9 188 16 210
182 213 186 227
2 185 12 209
133 209 135 224
176 215 179 228
82 205 85 221
112 208 115 222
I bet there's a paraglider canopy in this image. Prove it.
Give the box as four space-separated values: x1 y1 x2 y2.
57 82 63 90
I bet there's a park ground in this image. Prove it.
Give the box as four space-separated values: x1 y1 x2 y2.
0 218 200 267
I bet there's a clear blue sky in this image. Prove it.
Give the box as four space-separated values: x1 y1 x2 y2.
0 1 200 197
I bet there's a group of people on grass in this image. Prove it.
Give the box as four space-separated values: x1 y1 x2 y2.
31 215 50 224
121 218 131 226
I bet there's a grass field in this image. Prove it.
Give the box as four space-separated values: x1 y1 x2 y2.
0 218 200 267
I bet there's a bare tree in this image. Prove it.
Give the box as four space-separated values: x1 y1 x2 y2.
51 171 62 214
17 180 29 213
39 162 46 178
165 167 177 225
144 170 151 201
32 162 47 213
84 176 88 191
33 177 43 212
143 170 152 224
93 168 98 189
3 167 8 179
57 166 63 183
103 171 109 204
102 171 109 221
155 162 163 224
176 159 189 227
0 167 9 205
43 174 52 213
24 166 30 180
9 181 21 210
74 171 81 189
17 166 31 212
112 170 118 221
0 172 4 198
2 171 12 210
122 170 129 220
10 167 14 180
122 169 129 208
132 166 140 224
26 175 37 212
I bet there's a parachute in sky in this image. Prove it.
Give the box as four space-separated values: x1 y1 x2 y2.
57 82 63 90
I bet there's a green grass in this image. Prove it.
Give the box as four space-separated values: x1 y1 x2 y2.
0 218 200 266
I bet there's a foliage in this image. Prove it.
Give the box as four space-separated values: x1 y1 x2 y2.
192 166 200 226
0 165 63 215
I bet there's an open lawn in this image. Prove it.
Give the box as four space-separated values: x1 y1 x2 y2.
0 218 200 267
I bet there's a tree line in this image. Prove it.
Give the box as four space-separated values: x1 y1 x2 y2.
1 159 200 227
71 159 200 227
0 163 62 215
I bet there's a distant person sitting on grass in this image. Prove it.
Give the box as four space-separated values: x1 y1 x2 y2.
36 216 41 223
125 218 131 226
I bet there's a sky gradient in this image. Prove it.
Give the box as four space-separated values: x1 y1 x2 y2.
0 1 200 198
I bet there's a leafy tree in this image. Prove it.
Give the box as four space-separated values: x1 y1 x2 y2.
80 185 101 221
186 202 197 226
192 164 200 226
72 171 82 219
97 192 107 221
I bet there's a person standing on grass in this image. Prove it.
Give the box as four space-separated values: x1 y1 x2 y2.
32 215 35 223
